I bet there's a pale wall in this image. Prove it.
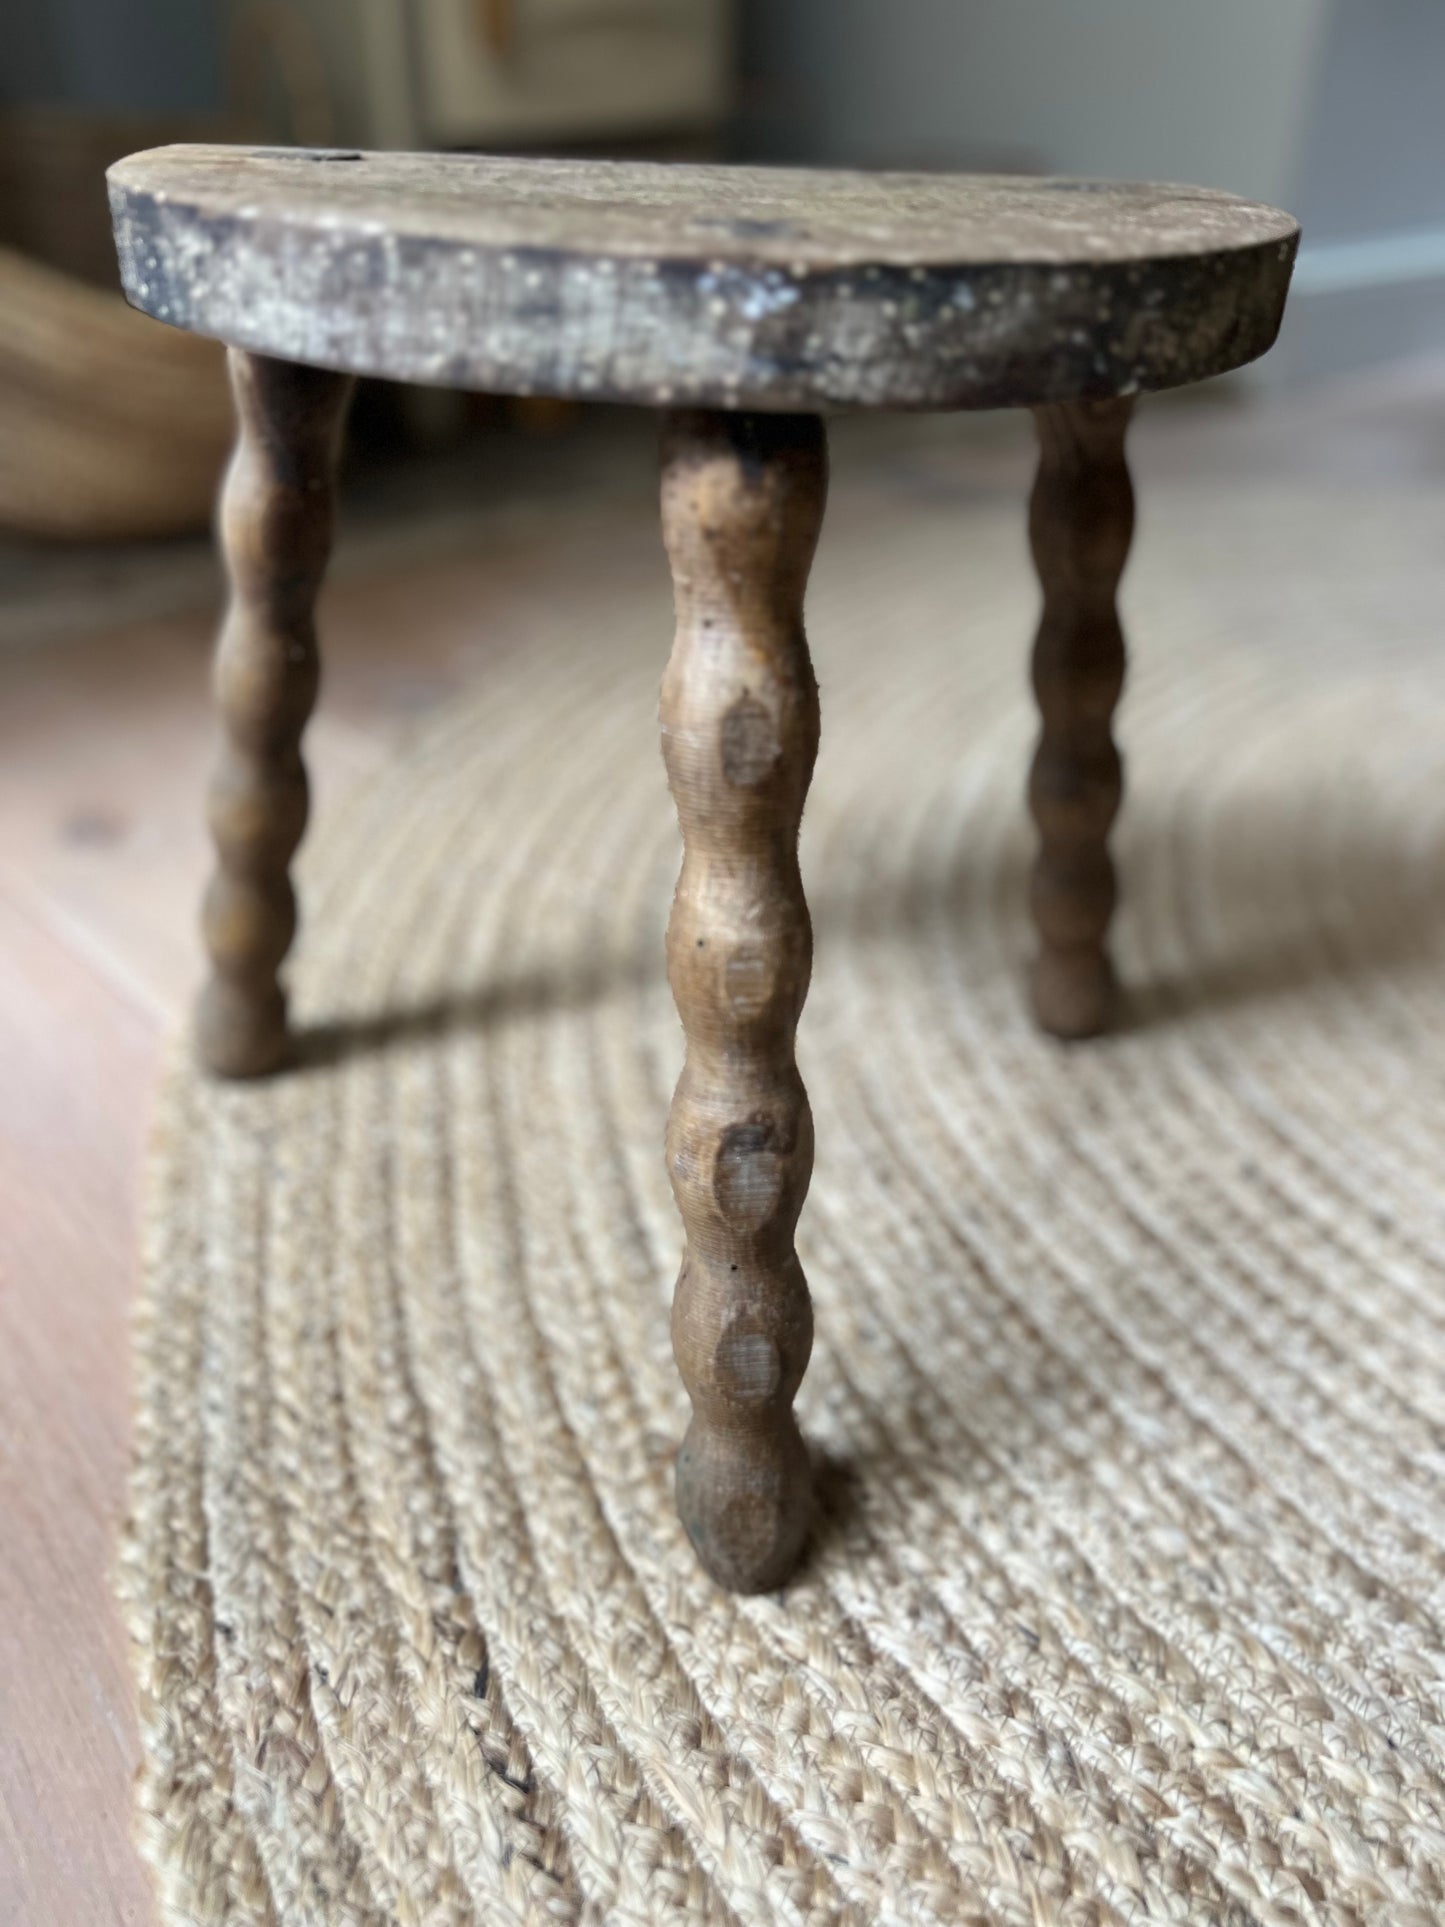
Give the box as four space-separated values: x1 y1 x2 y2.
739 0 1445 380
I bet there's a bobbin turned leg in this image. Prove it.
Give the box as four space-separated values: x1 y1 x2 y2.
198 351 353 1078
1027 396 1135 1040
659 410 826 1593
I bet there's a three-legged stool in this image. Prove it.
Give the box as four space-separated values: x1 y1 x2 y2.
111 147 1298 1590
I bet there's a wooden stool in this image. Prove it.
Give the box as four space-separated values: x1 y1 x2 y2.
110 147 1298 1592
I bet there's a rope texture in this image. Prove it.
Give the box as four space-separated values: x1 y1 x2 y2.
126 460 1445 1927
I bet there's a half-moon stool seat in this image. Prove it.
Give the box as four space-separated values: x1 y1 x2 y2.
110 145 1298 1591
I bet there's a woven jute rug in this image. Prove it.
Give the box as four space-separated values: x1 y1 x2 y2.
127 446 1445 1927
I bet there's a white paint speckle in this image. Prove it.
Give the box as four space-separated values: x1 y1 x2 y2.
737 282 799 322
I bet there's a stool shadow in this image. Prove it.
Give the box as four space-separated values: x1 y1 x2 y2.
849 790 1445 1038
296 790 1443 1065
294 951 659 1070
791 1378 1022 1587
281 789 1442 1578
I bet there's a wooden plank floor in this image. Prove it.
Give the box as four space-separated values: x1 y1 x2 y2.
1 368 1441 1924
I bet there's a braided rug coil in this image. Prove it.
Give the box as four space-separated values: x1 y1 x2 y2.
129 455 1445 1927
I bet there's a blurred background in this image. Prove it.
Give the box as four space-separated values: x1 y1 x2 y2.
3 0 1445 546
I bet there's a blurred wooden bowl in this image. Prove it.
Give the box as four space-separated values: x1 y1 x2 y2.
0 108 236 540
0 243 233 540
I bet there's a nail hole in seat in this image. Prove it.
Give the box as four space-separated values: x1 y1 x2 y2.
250 148 363 163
